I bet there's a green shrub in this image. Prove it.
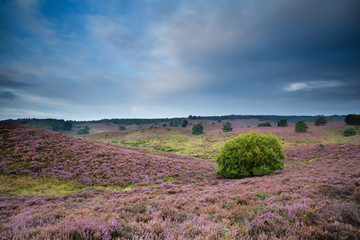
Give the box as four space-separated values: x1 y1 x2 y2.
216 131 285 178
314 117 327 126
345 114 360 125
192 123 204 135
295 121 308 132
258 122 271 127
119 125 126 131
277 119 288 127
181 119 188 128
222 124 232 132
77 128 89 135
343 127 357 137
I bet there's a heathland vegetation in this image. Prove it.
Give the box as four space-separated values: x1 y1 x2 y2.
1 114 360 239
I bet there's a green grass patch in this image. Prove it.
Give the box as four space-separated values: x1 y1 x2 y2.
120 184 133 191
0 175 133 196
0 174 83 196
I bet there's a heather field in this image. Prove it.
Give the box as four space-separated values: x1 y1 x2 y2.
1 121 360 239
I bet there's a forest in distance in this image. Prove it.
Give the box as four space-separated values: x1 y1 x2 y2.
4 114 346 132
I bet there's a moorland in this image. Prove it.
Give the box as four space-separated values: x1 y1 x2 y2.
0 116 360 239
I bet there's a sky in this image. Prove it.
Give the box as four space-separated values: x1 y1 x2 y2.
0 0 359 120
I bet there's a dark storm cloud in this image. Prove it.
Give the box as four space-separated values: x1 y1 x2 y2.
0 77 31 89
165 0 360 99
0 91 16 100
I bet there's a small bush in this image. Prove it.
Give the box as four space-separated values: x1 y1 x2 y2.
216 131 285 178
192 123 204 135
77 128 89 135
119 125 126 131
277 119 288 127
295 121 308 132
345 114 360 125
258 122 271 127
181 119 188 128
344 127 357 137
222 124 232 132
315 117 327 126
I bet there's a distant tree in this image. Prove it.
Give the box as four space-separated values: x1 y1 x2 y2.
169 121 174 127
119 125 126 131
314 117 327 126
258 122 271 127
345 114 360 125
277 119 288 127
295 121 308 132
222 124 232 132
217 119 222 123
84 125 89 131
343 127 357 137
162 123 167 127
62 121 73 131
192 123 204 135
225 122 232 126
181 119 188 128
77 127 89 135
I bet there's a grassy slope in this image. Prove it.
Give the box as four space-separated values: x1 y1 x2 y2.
86 120 360 159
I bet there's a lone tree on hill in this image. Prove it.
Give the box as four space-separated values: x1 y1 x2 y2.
119 125 126 131
295 121 308 132
277 119 288 127
314 117 327 126
192 123 204 135
181 119 188 128
345 114 360 125
216 131 285 178
222 124 232 132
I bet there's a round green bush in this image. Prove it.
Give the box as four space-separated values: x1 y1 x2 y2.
222 124 232 132
192 123 204 135
314 117 327 126
216 131 285 178
295 121 308 132
343 127 357 137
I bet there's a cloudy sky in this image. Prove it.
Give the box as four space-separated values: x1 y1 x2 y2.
1 0 359 120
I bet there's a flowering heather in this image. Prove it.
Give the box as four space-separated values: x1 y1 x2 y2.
0 122 216 186
1 122 360 239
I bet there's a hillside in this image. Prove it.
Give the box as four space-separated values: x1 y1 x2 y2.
0 122 216 186
86 120 360 159
1 122 360 239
